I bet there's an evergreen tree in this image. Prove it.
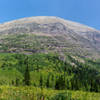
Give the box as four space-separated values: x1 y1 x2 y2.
40 74 43 88
55 75 66 90
51 74 55 89
46 74 50 88
23 56 30 86
16 78 19 86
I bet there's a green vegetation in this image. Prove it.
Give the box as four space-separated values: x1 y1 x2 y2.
0 33 92 57
0 86 100 100
0 53 100 99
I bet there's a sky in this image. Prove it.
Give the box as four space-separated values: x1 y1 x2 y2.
0 0 100 30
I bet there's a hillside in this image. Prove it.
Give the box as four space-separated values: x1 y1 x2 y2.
0 16 100 100
0 16 100 59
0 53 100 90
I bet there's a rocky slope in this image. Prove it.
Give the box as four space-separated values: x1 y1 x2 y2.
0 16 100 59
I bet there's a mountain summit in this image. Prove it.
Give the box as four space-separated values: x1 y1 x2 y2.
0 16 100 58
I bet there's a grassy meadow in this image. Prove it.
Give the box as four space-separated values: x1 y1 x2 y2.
0 86 100 100
0 53 100 100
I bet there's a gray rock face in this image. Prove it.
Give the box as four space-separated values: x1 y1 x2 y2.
0 16 100 58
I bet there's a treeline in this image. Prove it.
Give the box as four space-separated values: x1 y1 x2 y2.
23 54 100 92
0 53 100 92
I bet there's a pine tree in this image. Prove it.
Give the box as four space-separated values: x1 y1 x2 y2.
16 78 19 86
51 74 55 89
46 74 50 88
55 75 65 90
24 56 30 86
40 74 43 88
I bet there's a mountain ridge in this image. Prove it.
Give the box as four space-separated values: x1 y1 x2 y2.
0 16 100 59
0 16 97 30
0 16 98 32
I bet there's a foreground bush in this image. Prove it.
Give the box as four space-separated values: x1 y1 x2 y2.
0 86 100 100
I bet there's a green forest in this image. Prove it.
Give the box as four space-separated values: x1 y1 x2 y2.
0 53 100 100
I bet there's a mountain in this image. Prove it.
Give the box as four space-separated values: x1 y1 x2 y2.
0 16 100 59
0 17 100 97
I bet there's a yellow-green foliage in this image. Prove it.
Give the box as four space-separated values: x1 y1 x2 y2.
0 86 100 100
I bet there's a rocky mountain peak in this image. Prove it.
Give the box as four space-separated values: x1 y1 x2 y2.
0 16 100 59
